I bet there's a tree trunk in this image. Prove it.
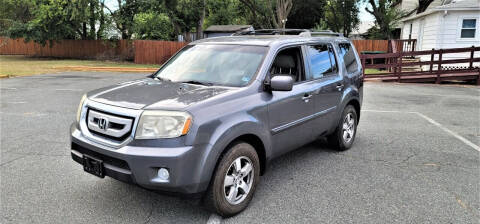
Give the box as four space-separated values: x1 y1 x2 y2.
122 31 129 40
97 0 105 39
184 31 192 42
275 0 293 29
82 22 88 40
89 0 96 39
417 0 434 13
196 0 206 40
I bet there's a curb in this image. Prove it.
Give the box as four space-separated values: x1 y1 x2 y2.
55 66 158 73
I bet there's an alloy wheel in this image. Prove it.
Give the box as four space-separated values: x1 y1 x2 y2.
223 156 254 205
342 112 355 143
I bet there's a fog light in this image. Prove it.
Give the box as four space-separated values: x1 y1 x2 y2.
157 168 169 181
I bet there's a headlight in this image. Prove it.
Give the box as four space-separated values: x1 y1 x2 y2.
135 110 192 139
76 94 87 122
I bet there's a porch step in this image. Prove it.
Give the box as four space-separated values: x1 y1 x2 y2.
402 58 421 63
402 66 422 71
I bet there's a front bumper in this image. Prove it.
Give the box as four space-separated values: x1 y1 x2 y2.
70 124 211 194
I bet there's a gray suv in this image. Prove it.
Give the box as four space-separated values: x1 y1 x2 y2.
70 30 363 217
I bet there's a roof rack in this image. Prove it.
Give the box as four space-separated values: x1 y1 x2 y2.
307 30 344 37
233 29 308 36
233 29 343 37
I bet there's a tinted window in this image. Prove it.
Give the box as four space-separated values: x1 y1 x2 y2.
339 43 359 74
307 44 337 79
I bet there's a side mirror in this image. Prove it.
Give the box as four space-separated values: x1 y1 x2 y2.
270 75 294 91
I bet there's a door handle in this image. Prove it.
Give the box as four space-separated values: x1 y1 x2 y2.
336 83 344 91
302 93 312 102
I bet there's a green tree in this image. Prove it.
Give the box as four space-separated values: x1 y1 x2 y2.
204 0 246 28
133 12 174 40
240 0 298 29
5 0 109 44
0 0 37 36
317 0 360 37
8 0 85 44
286 0 325 29
105 0 141 39
238 0 274 28
365 0 414 39
162 0 207 41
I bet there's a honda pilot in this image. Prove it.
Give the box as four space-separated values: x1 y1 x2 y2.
70 30 363 217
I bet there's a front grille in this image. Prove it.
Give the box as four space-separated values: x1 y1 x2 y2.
86 108 134 142
72 142 130 170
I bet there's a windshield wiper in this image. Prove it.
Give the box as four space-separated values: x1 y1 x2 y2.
181 80 214 86
154 76 172 82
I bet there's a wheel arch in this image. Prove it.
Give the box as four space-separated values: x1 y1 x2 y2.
198 120 271 193
223 134 267 176
346 98 361 123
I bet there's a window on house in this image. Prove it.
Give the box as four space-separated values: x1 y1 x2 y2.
461 19 476 38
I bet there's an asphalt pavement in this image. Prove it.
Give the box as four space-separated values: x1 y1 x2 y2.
1 72 479 223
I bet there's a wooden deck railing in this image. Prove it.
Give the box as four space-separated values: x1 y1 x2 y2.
388 39 417 53
361 46 480 84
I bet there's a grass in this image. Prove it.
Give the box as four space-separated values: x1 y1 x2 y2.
364 68 387 75
0 55 160 77
0 55 392 78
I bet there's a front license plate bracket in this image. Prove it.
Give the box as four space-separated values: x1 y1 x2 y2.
83 155 104 178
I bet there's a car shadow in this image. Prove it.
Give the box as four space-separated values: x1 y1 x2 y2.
79 139 338 223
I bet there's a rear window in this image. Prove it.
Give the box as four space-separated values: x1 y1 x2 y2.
338 43 359 74
306 44 338 79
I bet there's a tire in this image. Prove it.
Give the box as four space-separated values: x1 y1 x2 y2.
327 105 358 151
203 142 260 217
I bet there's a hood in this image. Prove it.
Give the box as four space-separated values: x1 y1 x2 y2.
88 78 233 110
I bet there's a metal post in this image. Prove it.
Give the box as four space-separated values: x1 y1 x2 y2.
469 45 475 69
398 53 403 82
436 49 443 84
430 48 434 73
361 56 366 78
477 68 480 86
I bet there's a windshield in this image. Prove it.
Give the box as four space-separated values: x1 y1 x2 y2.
154 44 268 87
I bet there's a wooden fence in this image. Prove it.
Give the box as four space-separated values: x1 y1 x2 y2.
361 46 480 84
134 40 188 64
352 40 389 53
0 38 134 60
0 38 188 65
1 38 391 63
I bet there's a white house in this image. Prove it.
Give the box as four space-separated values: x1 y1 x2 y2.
400 0 480 64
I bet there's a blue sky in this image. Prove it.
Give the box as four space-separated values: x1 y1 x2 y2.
359 2 375 21
104 0 118 10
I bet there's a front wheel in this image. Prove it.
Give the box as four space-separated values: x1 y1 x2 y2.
203 142 260 217
327 105 358 151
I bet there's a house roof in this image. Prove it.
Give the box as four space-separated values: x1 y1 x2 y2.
437 0 480 8
401 0 480 22
204 25 253 33
350 21 375 35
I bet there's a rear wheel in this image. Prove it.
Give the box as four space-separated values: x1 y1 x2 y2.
327 105 358 151
203 142 260 217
